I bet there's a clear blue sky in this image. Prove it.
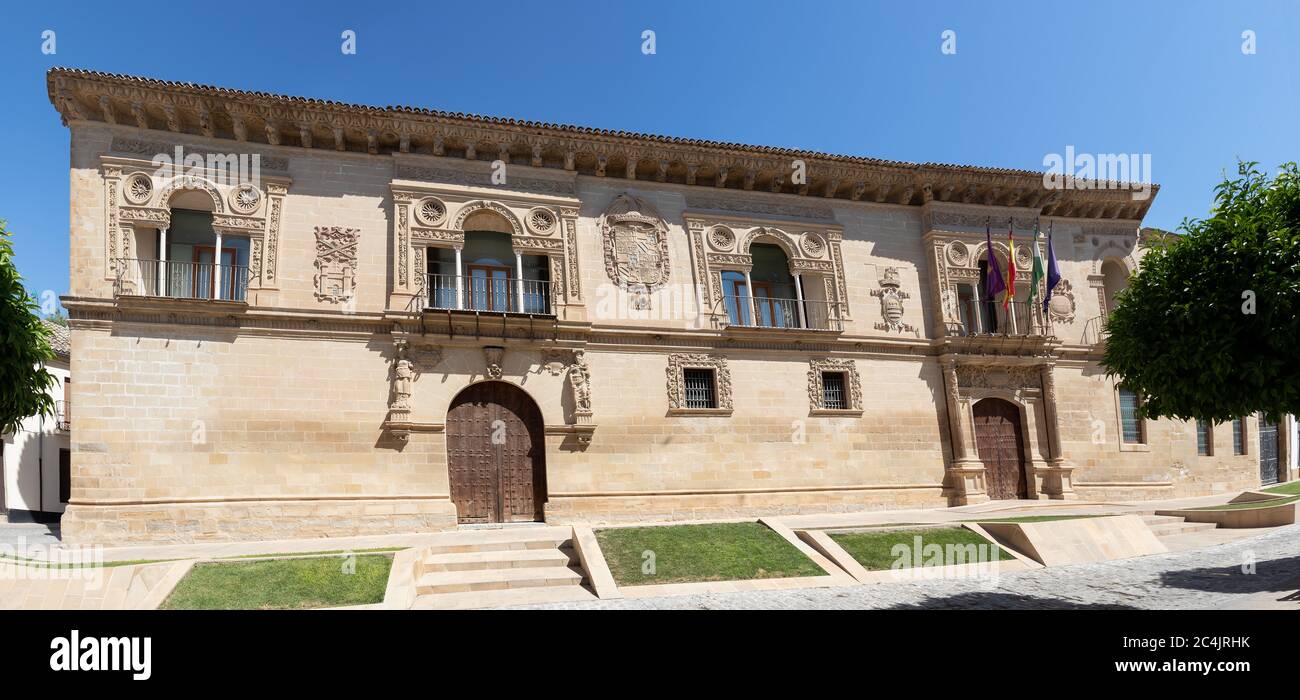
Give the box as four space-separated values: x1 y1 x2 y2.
3 1 1297 314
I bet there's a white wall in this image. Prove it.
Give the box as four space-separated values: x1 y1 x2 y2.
2 360 71 517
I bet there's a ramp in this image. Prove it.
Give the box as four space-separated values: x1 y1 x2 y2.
975 514 1166 566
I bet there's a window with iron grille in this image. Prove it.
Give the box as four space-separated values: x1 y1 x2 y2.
1196 420 1211 456
1232 417 1245 455
1118 387 1144 444
822 372 847 410
683 368 717 409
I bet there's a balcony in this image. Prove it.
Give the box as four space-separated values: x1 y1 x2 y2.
114 258 250 302
55 400 69 431
715 295 845 331
1081 314 1110 345
948 299 1052 338
423 273 553 316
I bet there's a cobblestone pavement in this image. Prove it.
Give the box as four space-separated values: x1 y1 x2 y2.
510 524 1300 610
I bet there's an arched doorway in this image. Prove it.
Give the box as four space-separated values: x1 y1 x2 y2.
972 398 1028 499
446 381 546 524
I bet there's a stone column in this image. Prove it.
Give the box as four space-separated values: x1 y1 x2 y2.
1037 361 1077 499
213 229 223 300
743 270 756 326
514 251 525 312
942 358 989 505
454 246 464 309
157 226 168 296
793 272 806 328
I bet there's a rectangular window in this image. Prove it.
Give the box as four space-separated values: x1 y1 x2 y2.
683 368 717 409
1196 420 1211 456
822 372 847 410
58 449 71 504
1232 418 1245 455
1118 387 1144 444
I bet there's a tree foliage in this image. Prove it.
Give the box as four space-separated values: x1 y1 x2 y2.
1102 162 1300 422
0 220 57 434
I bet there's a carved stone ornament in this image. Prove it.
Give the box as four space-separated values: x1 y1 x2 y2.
955 364 1041 390
1047 278 1077 324
568 349 593 417
526 207 558 235
600 193 671 305
871 267 917 334
229 184 262 214
666 353 732 412
483 346 505 380
807 358 863 411
414 197 447 226
708 226 736 251
800 232 827 258
123 172 153 204
390 342 415 413
313 226 360 303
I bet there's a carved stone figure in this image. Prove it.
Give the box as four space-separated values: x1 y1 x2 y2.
568 350 593 417
391 344 414 412
313 226 360 303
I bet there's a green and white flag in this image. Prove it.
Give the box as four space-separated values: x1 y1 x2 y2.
1028 221 1045 309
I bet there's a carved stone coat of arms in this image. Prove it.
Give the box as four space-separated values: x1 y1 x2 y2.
600 194 671 308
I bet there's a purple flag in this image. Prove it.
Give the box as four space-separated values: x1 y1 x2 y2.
1042 220 1060 313
985 221 1006 303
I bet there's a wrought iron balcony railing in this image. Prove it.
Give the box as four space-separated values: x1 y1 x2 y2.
949 299 1052 337
113 258 250 302
55 400 69 431
715 295 845 331
1080 314 1110 345
423 273 553 315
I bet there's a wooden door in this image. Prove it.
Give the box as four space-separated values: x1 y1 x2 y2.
466 265 513 312
193 246 237 299
446 382 545 523
973 398 1027 500
1259 416 1280 486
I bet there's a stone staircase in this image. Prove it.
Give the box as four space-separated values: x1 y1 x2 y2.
1139 513 1218 539
409 526 599 609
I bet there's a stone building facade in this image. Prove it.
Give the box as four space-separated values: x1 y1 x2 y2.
48 68 1289 544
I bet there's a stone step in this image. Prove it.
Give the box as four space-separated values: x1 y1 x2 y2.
415 565 586 595
1140 515 1186 525
425 531 573 555
419 547 578 573
1148 520 1217 536
411 583 600 610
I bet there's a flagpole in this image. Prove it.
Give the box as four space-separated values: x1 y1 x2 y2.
1007 217 1017 335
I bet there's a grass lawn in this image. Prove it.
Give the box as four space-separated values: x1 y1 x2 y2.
161 554 393 610
830 527 1010 571
963 514 1106 524
594 522 824 586
1187 494 1300 511
1262 481 1300 496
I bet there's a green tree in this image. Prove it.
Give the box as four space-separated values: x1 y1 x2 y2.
0 220 57 434
1103 162 1300 422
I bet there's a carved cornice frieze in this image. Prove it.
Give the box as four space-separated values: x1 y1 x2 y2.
51 69 1154 220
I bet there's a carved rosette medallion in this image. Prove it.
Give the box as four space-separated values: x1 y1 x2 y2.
229 184 262 214
600 193 671 309
800 232 826 258
313 226 360 303
708 226 736 251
